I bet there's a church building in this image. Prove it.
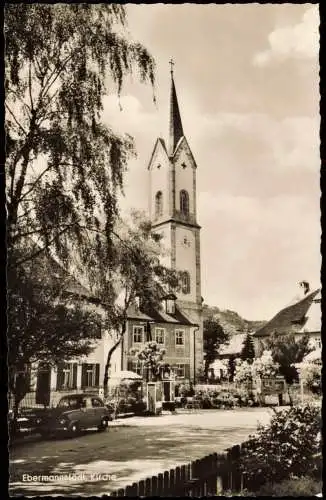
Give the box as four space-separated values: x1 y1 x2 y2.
122 65 204 383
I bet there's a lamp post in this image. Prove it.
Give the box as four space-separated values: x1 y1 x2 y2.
193 324 199 385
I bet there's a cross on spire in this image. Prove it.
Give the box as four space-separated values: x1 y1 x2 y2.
169 58 175 75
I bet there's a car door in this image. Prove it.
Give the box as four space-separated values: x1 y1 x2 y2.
74 396 93 429
91 397 106 425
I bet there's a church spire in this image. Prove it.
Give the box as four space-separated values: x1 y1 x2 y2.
168 59 184 156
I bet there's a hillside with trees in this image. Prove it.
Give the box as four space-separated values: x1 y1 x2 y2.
203 304 266 336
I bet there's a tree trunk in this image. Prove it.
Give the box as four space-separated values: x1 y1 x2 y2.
103 325 126 398
204 358 210 381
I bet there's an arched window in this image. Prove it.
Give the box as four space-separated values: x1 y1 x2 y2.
180 190 189 216
181 271 191 294
155 191 163 217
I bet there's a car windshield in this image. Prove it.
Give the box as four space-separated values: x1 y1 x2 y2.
57 397 82 409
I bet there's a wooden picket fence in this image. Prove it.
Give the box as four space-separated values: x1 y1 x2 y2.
110 443 251 497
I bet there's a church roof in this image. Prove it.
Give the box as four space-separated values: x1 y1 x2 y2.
253 288 320 338
139 304 197 326
169 75 184 156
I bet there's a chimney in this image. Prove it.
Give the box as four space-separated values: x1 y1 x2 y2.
299 281 310 295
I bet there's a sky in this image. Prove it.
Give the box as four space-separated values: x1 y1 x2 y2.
102 4 320 321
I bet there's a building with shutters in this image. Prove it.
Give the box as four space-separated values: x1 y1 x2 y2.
14 253 121 409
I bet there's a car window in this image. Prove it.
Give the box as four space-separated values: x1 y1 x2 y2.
58 397 82 409
57 398 70 408
81 398 88 408
91 398 103 408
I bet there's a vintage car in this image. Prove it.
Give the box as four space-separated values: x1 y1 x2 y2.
38 393 111 437
9 407 47 437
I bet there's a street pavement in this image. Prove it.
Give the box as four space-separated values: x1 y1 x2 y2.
10 408 273 497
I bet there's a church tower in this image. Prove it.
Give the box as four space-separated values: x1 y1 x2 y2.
148 63 203 376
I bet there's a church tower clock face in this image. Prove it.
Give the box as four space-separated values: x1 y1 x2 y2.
182 235 191 248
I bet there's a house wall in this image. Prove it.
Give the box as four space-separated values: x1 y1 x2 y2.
253 331 321 356
123 319 194 381
19 331 122 408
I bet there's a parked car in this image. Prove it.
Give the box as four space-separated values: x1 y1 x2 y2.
9 407 47 437
38 394 111 437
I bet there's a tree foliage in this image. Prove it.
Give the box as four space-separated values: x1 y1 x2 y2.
300 362 322 394
130 341 166 382
203 317 228 378
8 245 104 414
263 333 312 384
5 4 155 271
240 333 255 363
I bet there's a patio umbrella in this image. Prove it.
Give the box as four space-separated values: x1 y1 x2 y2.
109 370 143 380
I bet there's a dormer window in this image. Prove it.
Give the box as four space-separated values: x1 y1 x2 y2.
166 297 176 315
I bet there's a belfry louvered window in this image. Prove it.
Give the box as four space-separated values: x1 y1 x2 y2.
181 271 191 294
155 191 163 217
180 190 189 216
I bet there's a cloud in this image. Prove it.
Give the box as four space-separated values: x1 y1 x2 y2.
199 191 321 319
253 6 319 66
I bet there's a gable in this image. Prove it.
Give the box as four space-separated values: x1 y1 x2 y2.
172 136 197 169
147 138 169 171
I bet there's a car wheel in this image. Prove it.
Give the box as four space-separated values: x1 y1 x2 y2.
69 422 80 436
97 418 108 432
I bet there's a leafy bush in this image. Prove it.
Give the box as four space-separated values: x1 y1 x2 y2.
240 404 322 489
256 476 322 496
300 362 322 394
225 477 322 497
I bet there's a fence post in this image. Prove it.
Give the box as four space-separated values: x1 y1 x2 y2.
175 466 181 495
131 482 139 496
229 444 241 492
138 480 145 497
219 452 229 493
163 470 169 495
169 469 175 495
145 477 151 496
157 473 164 496
151 476 158 496
207 453 217 496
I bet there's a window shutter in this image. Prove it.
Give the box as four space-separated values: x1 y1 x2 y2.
26 365 32 392
81 364 87 389
56 363 64 390
95 364 100 386
72 363 78 389
185 364 190 380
